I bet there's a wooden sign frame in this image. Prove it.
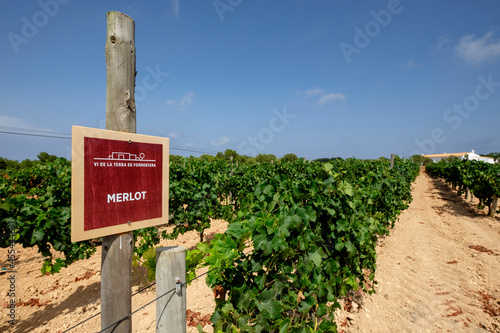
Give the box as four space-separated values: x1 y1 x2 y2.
71 126 169 242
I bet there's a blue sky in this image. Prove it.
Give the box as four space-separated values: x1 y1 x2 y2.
1 0 499 161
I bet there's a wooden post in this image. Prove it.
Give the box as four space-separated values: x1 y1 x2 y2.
105 11 136 133
101 234 134 332
101 11 136 333
489 195 498 217
156 246 187 333
390 154 395 170
229 156 234 204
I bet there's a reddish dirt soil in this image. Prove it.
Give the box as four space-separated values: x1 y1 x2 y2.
336 170 500 333
0 221 227 333
1 170 499 332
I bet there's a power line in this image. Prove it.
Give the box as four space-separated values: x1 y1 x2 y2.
0 128 218 155
0 130 71 140
169 146 217 155
0 126 72 136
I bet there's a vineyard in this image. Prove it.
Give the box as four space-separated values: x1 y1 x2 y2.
1 157 420 332
426 159 500 217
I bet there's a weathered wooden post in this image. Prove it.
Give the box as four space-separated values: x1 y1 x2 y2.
156 246 187 333
489 195 498 217
229 156 234 204
105 11 136 133
390 154 395 170
102 11 136 333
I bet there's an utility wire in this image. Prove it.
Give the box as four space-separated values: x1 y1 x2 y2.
62 312 100 333
0 128 217 155
169 147 217 155
98 287 177 333
0 130 71 140
0 126 72 136
61 282 157 333
155 288 177 332
132 281 156 297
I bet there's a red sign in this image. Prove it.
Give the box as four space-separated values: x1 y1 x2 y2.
72 126 169 242
84 137 163 231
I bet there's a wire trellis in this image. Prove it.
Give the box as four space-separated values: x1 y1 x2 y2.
61 247 254 333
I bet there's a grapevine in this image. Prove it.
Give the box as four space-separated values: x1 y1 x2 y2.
0 155 420 332
426 159 499 215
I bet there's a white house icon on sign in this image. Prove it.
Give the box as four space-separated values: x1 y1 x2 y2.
94 152 155 162
108 152 145 160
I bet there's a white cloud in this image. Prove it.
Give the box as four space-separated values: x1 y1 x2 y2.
171 0 179 18
210 136 230 147
455 31 500 64
178 91 195 108
183 142 196 148
168 131 180 139
317 92 346 106
0 116 55 132
166 91 195 111
0 115 33 129
435 35 452 52
304 87 324 98
300 88 346 106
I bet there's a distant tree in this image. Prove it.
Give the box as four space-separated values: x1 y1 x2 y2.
255 154 276 164
37 152 58 163
410 155 420 164
0 157 20 170
484 152 500 162
411 154 433 166
313 157 342 163
200 154 216 162
281 153 298 162
224 149 239 162
213 149 249 163
236 155 255 164
244 156 256 164
19 159 35 169
443 155 460 163
236 155 248 164
169 155 183 164
1 153 63 170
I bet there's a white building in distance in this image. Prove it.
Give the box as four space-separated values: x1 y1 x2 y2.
422 150 495 164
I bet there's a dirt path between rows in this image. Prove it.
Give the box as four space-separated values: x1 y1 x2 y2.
1 169 499 332
339 169 500 333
